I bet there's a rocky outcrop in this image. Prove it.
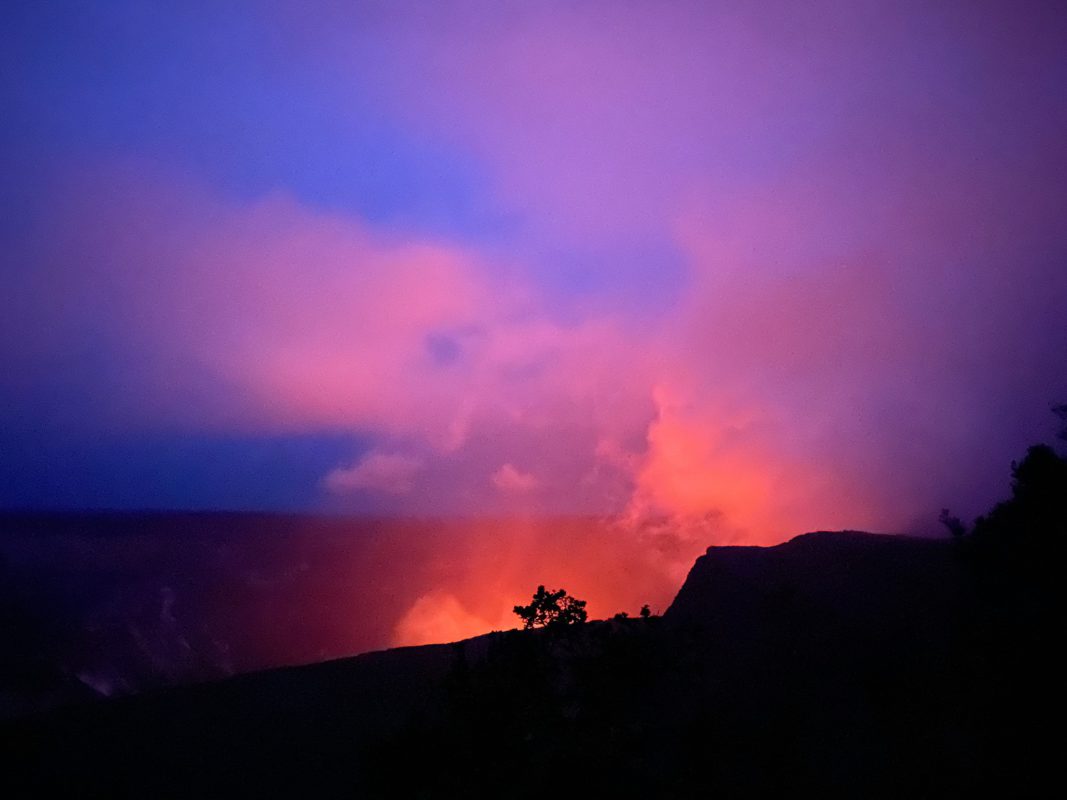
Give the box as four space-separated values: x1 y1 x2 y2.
665 531 964 638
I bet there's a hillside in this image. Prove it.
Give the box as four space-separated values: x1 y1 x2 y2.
0 510 684 715
3 527 1055 796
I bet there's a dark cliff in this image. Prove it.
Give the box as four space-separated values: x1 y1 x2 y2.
667 531 966 644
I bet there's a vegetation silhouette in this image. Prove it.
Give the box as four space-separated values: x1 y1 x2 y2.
613 604 654 621
513 585 588 629
938 508 967 538
960 445 1066 557
7 406 1066 796
942 405 1066 562
1053 402 1067 441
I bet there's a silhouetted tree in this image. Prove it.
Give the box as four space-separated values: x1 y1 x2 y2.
971 443 1067 553
1052 403 1067 442
1011 444 1066 505
939 508 967 538
513 586 588 629
639 604 652 619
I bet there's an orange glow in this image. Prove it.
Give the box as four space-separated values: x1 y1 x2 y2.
392 592 500 647
630 387 785 544
309 516 706 651
641 396 770 517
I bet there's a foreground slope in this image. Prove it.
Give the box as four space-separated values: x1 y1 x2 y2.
2 530 1055 796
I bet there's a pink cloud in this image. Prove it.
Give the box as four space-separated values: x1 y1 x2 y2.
324 451 424 495
491 463 539 493
30 161 658 513
20 0 1067 546
26 154 1067 543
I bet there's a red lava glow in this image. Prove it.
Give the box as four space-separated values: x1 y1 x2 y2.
0 514 710 694
310 516 706 650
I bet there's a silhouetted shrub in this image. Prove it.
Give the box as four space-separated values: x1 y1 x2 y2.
1053 403 1067 442
639 604 652 619
513 586 588 629
939 508 967 538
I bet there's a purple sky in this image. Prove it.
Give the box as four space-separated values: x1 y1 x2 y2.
2 1 1066 543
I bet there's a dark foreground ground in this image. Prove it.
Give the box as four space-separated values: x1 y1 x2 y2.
1 525 1059 798
0 511 683 715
